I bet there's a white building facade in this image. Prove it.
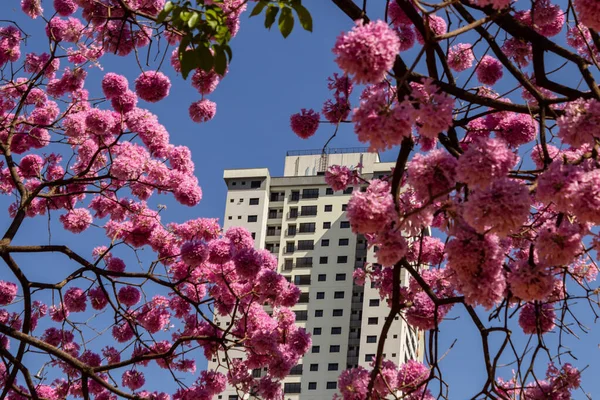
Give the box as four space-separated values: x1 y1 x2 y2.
208 148 424 400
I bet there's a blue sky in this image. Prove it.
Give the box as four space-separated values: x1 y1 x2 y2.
1 0 598 398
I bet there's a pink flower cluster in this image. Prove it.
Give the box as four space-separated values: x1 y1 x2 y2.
347 179 395 234
290 108 320 139
325 165 358 191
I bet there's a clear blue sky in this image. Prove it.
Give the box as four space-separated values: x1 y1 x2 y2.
1 1 598 398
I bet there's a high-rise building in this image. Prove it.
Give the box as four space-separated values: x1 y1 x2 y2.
208 148 424 400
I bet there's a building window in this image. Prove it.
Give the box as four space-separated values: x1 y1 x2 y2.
237 216 242 219
268 209 278 218
230 199 234 203
312 346 320 353
342 204 348 211
332 309 343 317
319 256 328 264
289 208 298 218
228 216 232 220
290 191 300 201
318 274 326 282
251 180 261 188
324 204 333 212
315 309 323 317
294 275 311 285
335 273 346 281
313 327 322 335
298 292 310 303
249 198 259 205
294 310 308 321
329 345 340 353
316 292 325 299
298 240 314 250
285 242 295 253
283 259 293 271
284 383 301 394
326 188 334 195
310 364 319 371
368 317 378 325
229 396 239 400
331 327 342 335
299 223 316 233
328 363 339 371
251 232 256 239
231 182 236 186
366 335 377 343
308 382 317 390
365 354 375 362
240 198 244 203
287 224 297 236
326 382 337 390
302 188 319 199
270 192 281 201
340 221 350 228
343 187 353 194
300 205 317 216
369 299 380 307
289 364 303 375
339 238 349 246
334 291 345 299
337 256 348 263
321 239 330 247
296 257 313 268
323 221 331 229
247 215 257 223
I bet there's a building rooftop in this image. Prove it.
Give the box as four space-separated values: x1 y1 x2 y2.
286 147 373 157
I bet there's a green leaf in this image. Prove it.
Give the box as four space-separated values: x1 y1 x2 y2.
264 5 279 29
188 12 199 28
179 10 191 21
250 0 268 17
223 44 233 61
180 49 198 80
164 1 174 12
213 45 227 76
156 9 170 23
196 45 214 72
292 3 312 32
278 7 294 38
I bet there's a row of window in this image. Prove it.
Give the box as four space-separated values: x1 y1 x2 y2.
288 206 351 220
228 180 262 188
229 197 260 205
287 273 346 285
289 187 354 202
313 326 343 335
283 381 337 394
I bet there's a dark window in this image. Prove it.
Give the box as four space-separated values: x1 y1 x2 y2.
319 256 328 264
326 382 337 390
334 291 345 299
294 275 311 285
342 204 348 211
285 242 295 253
308 382 317 390
336 273 346 281
343 187 353 194
230 199 234 203
332 309 343 317
231 182 236 186
302 188 319 199
366 335 377 343
284 383 301 394
229 396 239 400
283 259 293 271
268 209 278 218
251 181 261 188
312 346 320 353
368 317 378 325
287 224 297 236
295 310 308 321
370 281 377 289
318 274 326 282
270 192 280 201
289 364 303 375
328 363 339 371
251 232 256 239
331 327 342 335
329 345 340 353
299 223 316 233
340 221 350 228
365 354 375 362
296 257 313 268
301 205 318 216
298 292 310 303
369 299 380 307
298 240 314 250
313 327 322 335
228 216 232 220
324 204 333 212
247 215 258 223
290 191 300 201
316 292 325 299
249 198 259 205
310 364 319 371
326 188 334 195
337 256 348 263
252 368 262 378
323 221 331 229
321 239 330 247
289 208 298 218
339 238 349 246
315 310 323 317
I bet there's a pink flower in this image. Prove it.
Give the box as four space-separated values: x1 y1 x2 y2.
472 0 511 9
88 286 108 310
290 108 319 139
101 72 129 99
60 208 93 233
374 228 408 266
338 367 370 399
54 0 78 16
519 302 556 334
188 99 216 123
447 43 474 72
398 360 430 391
19 154 44 178
180 241 208 266
122 369 145 391
536 221 584 266
557 98 600 148
388 0 412 27
574 0 600 32
463 178 530 237
407 149 458 202
191 69 220 95
347 179 395 234
21 0 43 18
411 79 455 139
496 113 538 147
532 0 565 37
118 286 141 307
111 90 138 113
416 14 447 44
457 137 518 188
63 287 87 312
325 165 355 191
476 55 503 85
135 71 171 102
333 20 400 84
0 281 17 305
536 162 584 212
572 169 600 225
507 259 554 302
397 25 416 52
